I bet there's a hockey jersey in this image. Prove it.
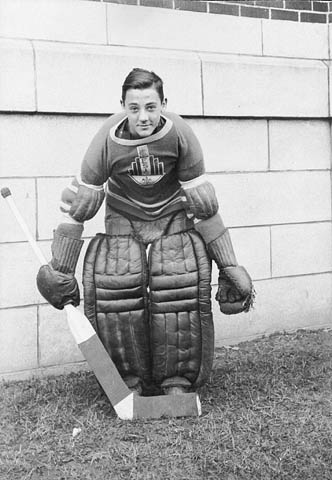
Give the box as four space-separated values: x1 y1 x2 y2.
80 111 205 221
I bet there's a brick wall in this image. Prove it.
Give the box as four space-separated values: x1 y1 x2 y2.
85 0 332 23
0 0 331 380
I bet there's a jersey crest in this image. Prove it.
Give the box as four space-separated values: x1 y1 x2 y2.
128 145 165 186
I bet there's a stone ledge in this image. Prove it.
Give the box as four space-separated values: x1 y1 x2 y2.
262 19 328 59
33 42 202 115
107 3 262 55
201 54 328 117
2 38 329 117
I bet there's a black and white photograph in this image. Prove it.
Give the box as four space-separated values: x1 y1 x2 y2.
0 0 331 478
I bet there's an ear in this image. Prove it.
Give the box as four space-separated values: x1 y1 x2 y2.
162 98 167 111
120 99 125 109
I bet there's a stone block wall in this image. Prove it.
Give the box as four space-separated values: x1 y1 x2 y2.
0 0 331 380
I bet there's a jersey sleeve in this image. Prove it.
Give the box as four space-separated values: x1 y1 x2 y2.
172 114 205 182
57 114 123 228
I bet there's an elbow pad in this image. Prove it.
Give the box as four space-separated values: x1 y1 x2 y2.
180 175 219 220
60 177 105 223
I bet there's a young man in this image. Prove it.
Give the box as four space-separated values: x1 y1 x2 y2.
37 68 254 396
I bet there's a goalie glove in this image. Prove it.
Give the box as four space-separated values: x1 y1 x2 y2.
216 266 254 315
37 265 80 310
207 229 255 315
36 225 83 310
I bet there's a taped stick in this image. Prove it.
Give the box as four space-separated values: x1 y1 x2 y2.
1 187 202 420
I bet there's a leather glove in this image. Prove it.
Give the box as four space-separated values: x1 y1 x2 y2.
204 226 255 315
37 264 80 310
36 225 83 309
216 265 254 315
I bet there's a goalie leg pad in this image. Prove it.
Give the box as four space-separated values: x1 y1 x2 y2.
83 234 152 385
149 230 214 389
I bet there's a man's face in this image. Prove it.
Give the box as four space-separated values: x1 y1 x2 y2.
121 87 166 138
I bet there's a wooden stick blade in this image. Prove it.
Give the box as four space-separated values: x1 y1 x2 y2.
133 393 202 420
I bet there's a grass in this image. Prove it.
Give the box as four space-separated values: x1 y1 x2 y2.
1 328 332 479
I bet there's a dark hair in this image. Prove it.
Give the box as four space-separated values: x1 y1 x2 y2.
121 68 164 103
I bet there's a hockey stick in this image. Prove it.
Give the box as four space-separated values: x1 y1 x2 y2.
1 187 201 420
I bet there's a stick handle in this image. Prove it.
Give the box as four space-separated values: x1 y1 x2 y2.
1 188 47 265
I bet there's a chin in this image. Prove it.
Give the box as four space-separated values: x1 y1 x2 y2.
136 129 153 138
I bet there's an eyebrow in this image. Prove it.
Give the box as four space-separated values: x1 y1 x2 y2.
127 101 158 106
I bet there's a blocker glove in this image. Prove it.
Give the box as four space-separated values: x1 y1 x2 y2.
37 265 80 310
207 229 255 315
36 226 83 310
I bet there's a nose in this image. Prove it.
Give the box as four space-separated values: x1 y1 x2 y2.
138 108 149 122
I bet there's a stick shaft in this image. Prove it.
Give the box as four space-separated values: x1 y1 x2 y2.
5 195 47 265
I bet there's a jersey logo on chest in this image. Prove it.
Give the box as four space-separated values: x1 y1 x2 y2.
128 145 165 186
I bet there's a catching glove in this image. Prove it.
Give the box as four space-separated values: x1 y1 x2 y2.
206 228 255 315
216 265 254 315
